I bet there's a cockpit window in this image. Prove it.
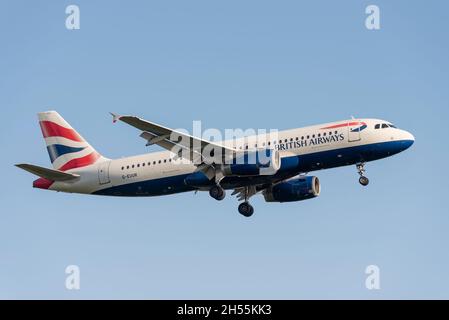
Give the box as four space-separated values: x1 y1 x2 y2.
388 124 397 128
382 123 389 129
375 124 380 129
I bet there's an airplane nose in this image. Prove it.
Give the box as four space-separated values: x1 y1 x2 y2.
402 130 415 149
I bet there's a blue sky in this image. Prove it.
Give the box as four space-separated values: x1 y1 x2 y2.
0 0 448 299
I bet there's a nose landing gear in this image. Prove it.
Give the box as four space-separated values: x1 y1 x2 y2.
357 163 369 186
359 176 369 186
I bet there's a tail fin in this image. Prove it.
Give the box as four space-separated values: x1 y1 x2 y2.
38 111 106 171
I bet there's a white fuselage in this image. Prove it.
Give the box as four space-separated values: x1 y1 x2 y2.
45 118 414 196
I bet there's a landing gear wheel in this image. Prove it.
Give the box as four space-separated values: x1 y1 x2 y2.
356 162 369 187
359 176 369 186
238 202 254 217
209 185 225 200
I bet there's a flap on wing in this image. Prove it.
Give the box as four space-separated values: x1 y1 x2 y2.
15 163 80 181
140 132 171 147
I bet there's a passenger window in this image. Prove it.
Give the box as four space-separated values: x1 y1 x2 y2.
121 166 124 170
132 165 135 168
126 166 129 169
158 160 161 164
375 124 380 129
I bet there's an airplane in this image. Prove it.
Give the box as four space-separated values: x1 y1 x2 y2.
16 111 414 217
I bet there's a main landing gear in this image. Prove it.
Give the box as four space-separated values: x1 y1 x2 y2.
237 186 254 217
356 162 369 186
209 185 225 201
209 185 255 217
238 202 254 217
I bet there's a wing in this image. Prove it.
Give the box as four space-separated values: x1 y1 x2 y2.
111 113 236 165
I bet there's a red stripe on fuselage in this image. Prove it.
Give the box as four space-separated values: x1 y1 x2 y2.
58 152 100 171
320 122 366 129
39 121 84 142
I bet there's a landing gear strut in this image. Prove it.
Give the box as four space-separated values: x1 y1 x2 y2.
209 185 225 200
356 163 369 186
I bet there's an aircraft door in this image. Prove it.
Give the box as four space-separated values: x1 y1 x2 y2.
98 161 111 185
348 120 362 142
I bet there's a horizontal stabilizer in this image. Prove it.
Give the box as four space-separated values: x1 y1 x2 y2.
15 163 80 181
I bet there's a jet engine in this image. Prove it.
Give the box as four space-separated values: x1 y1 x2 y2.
222 149 280 176
263 176 320 202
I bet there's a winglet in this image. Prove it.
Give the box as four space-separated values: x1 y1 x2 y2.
110 112 122 124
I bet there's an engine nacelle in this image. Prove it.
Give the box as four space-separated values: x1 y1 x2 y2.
184 171 211 187
222 149 280 176
263 176 320 202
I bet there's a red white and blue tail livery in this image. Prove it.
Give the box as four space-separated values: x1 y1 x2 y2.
16 111 414 217
38 111 106 171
